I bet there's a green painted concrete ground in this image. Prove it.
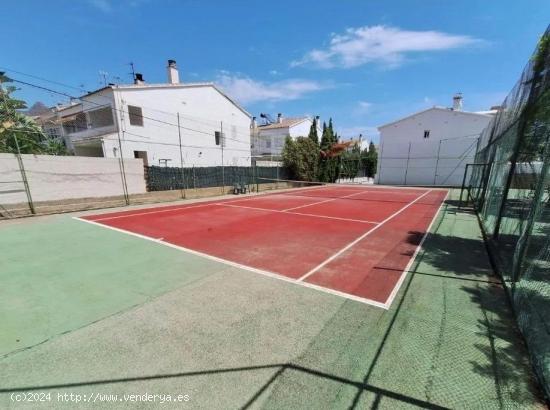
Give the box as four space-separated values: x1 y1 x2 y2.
0 190 545 409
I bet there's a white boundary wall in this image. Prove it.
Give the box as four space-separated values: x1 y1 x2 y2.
0 154 146 204
376 136 479 186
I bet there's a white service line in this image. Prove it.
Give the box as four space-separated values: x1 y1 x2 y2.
72 216 388 309
281 189 370 212
382 189 449 308
219 203 379 225
85 186 331 221
296 189 433 282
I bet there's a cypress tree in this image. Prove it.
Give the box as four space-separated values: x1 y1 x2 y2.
318 122 330 182
308 117 319 145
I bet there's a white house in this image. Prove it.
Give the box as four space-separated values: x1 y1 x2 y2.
376 94 496 186
38 60 252 167
251 114 321 157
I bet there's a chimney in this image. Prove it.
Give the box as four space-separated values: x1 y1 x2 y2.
277 113 283 124
167 59 179 84
134 73 144 85
452 93 463 111
251 116 257 129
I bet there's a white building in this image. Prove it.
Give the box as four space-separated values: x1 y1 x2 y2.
376 94 496 186
251 114 321 158
39 60 252 167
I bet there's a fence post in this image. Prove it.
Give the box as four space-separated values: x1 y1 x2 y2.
510 135 550 282
112 105 130 205
13 136 35 215
377 141 384 184
433 140 442 185
220 121 225 195
403 142 412 185
177 112 186 199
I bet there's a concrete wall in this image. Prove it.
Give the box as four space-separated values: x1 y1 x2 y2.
377 108 492 186
0 154 146 205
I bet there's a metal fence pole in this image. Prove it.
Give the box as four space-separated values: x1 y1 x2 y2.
377 141 384 184
177 112 186 199
112 106 130 205
510 134 550 282
403 142 412 185
220 121 225 195
433 140 442 185
13 135 35 214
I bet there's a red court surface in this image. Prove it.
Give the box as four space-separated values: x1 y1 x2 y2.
78 185 448 309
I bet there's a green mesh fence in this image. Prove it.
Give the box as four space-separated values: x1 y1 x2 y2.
145 165 289 191
467 26 550 400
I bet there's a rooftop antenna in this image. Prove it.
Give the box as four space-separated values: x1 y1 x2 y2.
128 62 136 82
98 70 109 87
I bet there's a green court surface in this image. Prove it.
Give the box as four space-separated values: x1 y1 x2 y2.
0 190 545 409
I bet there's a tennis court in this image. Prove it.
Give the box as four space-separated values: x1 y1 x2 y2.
77 183 448 309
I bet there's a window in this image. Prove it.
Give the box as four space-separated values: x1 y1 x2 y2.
215 131 225 147
423 130 430 139
88 107 114 128
128 105 143 126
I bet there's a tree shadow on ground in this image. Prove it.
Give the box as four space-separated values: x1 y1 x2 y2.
403 204 546 406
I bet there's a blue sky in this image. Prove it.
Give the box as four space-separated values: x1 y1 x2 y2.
3 0 549 141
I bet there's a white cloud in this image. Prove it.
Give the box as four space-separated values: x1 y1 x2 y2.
292 25 482 69
88 0 113 12
354 101 373 115
337 125 380 139
216 73 329 104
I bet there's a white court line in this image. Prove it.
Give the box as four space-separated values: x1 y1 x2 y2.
219 203 379 225
382 190 449 308
296 189 433 282
86 186 330 222
85 184 424 222
73 216 388 309
281 190 370 212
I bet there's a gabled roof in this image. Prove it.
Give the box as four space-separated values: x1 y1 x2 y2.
83 82 251 118
258 117 310 130
377 106 492 130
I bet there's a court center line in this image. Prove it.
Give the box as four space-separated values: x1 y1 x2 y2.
281 190 371 212
72 216 388 309
383 190 449 308
296 189 433 282
218 203 379 225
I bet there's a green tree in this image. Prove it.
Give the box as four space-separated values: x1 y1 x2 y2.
308 117 319 145
317 119 341 182
363 142 378 178
282 136 319 181
341 143 361 180
0 74 67 155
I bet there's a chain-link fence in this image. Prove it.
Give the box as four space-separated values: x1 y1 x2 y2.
464 26 550 400
377 134 480 186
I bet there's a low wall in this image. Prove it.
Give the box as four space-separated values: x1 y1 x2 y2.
0 154 147 205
